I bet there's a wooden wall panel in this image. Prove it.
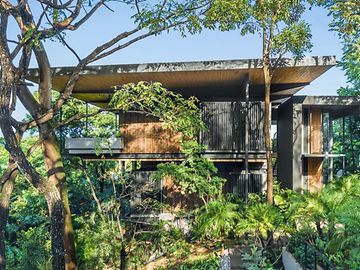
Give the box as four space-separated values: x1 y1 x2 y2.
120 113 181 154
162 176 201 211
310 108 323 153
307 157 323 192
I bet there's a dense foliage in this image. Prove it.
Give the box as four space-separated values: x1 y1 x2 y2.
1 2 359 268
2 130 360 270
321 0 360 173
289 174 360 269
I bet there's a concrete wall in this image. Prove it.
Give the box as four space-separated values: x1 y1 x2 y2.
282 248 303 270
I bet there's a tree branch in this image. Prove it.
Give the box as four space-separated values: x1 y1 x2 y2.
40 3 81 62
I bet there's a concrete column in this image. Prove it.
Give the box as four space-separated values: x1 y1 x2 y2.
292 104 303 191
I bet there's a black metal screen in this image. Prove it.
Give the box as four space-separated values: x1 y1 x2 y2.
201 101 265 152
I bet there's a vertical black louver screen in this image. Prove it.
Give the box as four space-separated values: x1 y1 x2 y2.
201 101 265 152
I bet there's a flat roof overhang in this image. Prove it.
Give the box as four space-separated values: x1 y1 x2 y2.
27 56 336 108
285 95 360 119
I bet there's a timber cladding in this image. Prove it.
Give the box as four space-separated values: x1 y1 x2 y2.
119 113 181 154
306 108 323 191
309 107 323 154
162 176 202 211
307 157 323 192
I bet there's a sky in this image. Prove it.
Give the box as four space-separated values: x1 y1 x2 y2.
7 2 348 122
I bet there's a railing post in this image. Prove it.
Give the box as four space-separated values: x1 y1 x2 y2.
85 102 89 137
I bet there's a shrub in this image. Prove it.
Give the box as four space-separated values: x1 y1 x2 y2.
75 215 122 269
6 226 51 270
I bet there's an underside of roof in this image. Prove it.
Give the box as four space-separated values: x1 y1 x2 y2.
27 56 336 108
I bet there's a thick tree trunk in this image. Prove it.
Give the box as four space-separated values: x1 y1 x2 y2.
35 45 77 270
45 188 66 270
14 42 78 269
0 161 17 270
17 84 78 269
41 133 77 270
263 64 273 204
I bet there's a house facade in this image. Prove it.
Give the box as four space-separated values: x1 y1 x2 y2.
28 56 360 196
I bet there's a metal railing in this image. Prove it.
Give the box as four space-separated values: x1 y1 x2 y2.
289 241 336 270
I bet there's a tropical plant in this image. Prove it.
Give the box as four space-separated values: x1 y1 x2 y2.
235 197 284 250
156 255 219 270
155 155 226 206
241 244 274 270
193 197 240 240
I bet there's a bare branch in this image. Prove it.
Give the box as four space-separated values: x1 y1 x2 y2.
10 42 22 60
6 39 19 44
40 3 81 62
53 27 139 111
37 0 73 9
89 30 154 63
69 0 105 30
90 19 187 63
80 160 104 218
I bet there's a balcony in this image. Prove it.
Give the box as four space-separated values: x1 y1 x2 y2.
65 137 124 155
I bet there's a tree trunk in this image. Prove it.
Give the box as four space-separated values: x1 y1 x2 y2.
0 161 17 270
17 84 78 269
45 188 66 270
263 64 273 204
120 247 126 270
41 133 77 270
0 109 67 270
13 41 78 269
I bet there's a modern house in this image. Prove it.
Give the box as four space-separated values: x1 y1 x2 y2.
28 56 360 196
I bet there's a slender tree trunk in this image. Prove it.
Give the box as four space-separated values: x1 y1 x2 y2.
263 63 273 204
0 161 17 270
120 247 126 270
83 162 104 218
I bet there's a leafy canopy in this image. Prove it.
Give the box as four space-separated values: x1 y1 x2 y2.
203 0 313 60
110 81 205 141
317 0 360 86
